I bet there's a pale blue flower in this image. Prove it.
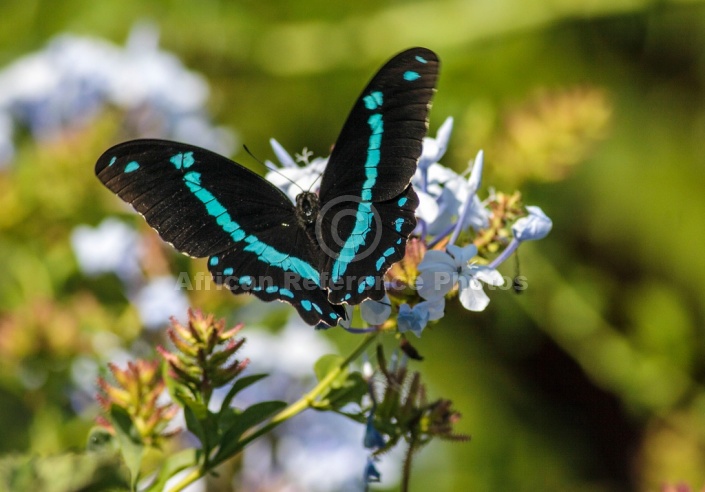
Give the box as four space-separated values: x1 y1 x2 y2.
512 206 553 242
70 218 141 283
417 116 453 181
487 206 553 270
397 298 445 338
449 150 485 245
267 137 298 168
397 297 445 338
133 276 190 330
414 160 489 237
417 244 504 312
397 303 429 337
265 139 328 202
0 24 235 165
360 295 391 326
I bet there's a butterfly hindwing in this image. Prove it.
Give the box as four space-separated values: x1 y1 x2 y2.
317 47 439 303
320 184 420 304
95 140 346 326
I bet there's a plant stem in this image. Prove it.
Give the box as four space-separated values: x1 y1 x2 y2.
235 331 378 449
401 439 417 492
166 331 379 492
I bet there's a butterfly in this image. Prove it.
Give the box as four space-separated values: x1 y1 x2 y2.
95 47 439 327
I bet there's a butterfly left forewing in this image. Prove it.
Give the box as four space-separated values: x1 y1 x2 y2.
96 139 346 327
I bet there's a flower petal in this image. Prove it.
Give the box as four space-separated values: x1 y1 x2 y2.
458 278 491 312
512 206 552 242
447 243 478 266
269 138 297 168
415 190 441 224
397 303 430 338
471 266 505 286
466 149 484 195
418 116 453 170
420 298 445 321
360 296 391 325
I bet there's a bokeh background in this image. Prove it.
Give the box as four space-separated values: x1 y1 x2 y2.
1 0 704 491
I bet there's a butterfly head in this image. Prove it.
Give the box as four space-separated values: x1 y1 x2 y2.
295 192 320 226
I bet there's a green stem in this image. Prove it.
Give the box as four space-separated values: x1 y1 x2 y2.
401 438 417 492
166 331 379 492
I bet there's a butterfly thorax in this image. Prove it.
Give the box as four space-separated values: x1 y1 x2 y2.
295 192 320 227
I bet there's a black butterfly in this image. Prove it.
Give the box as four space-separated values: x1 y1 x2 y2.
95 47 439 327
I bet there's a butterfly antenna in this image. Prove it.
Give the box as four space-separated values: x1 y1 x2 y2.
513 250 523 294
307 166 325 193
243 145 305 194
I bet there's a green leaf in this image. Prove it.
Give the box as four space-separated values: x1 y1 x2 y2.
182 403 209 451
218 373 268 415
108 405 144 488
213 400 287 463
143 449 198 492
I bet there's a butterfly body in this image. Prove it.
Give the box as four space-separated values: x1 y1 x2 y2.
96 47 439 327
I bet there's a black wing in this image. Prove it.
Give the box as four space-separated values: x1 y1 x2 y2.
317 47 439 304
96 139 346 326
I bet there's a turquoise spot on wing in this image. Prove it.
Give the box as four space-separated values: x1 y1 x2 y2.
357 276 376 294
415 55 428 63
403 71 420 81
205 200 227 217
368 113 383 134
209 256 219 266
223 267 234 275
280 288 294 299
312 303 323 315
363 91 383 110
369 132 382 150
394 218 405 232
109 156 117 167
301 300 312 311
239 276 253 286
266 286 279 294
376 247 396 271
124 161 140 173
170 152 195 170
398 197 408 207
230 228 246 241
329 312 338 320
184 171 201 185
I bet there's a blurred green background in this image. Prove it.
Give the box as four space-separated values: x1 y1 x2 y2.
1 0 704 490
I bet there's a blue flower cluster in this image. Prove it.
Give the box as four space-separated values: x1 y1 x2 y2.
266 117 553 336
0 23 235 167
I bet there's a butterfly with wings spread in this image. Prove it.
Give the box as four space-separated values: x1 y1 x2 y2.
95 47 439 327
